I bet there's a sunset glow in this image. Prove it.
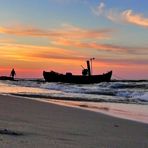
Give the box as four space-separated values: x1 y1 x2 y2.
0 0 147 79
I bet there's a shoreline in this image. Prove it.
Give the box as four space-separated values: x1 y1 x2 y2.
42 99 148 124
0 94 148 147
7 93 148 124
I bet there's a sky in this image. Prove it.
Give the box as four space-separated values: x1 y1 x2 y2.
0 0 148 79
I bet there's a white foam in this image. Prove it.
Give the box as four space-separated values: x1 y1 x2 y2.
0 80 148 103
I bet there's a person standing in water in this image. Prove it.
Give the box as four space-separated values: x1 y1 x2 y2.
10 68 16 79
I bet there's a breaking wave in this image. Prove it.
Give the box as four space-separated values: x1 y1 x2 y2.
0 79 148 104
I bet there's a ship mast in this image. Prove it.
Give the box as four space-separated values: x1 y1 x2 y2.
86 58 95 76
90 58 95 75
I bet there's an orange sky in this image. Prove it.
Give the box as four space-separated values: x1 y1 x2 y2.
0 26 147 79
0 1 148 79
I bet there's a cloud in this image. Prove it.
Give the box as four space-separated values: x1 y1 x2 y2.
0 38 15 43
121 10 148 27
0 43 84 62
108 9 148 28
92 2 105 16
52 38 148 55
0 24 113 40
0 26 49 37
0 23 147 58
96 57 148 65
93 2 148 28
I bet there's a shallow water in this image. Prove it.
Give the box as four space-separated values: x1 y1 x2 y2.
0 79 148 123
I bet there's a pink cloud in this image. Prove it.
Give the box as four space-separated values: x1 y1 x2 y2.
121 10 148 27
0 24 113 40
52 38 148 54
108 9 148 28
93 2 148 28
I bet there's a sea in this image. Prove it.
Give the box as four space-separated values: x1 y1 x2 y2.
0 79 148 124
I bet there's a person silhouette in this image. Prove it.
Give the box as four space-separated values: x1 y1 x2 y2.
10 68 16 79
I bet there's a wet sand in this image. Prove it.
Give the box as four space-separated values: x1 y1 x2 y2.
0 95 147 148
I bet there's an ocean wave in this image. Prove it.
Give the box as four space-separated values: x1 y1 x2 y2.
108 82 148 89
0 80 148 104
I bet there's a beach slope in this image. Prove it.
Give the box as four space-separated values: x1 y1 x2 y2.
0 95 147 148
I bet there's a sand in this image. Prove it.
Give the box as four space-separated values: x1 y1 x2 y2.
0 95 147 148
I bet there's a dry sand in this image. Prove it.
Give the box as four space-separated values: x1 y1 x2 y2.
0 95 147 148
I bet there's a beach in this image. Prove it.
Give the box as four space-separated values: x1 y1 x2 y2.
0 95 147 148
